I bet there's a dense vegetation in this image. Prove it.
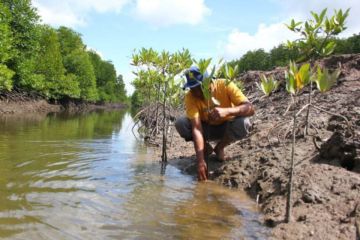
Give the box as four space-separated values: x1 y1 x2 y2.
131 33 360 107
0 0 127 103
228 33 360 73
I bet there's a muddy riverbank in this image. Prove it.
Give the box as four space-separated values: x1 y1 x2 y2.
155 54 360 239
0 90 127 115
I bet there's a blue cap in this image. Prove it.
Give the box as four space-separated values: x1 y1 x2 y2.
183 66 203 90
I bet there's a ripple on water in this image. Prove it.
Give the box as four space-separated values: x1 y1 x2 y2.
0 112 269 239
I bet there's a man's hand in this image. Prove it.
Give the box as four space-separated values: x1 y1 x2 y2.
198 161 208 181
209 107 228 121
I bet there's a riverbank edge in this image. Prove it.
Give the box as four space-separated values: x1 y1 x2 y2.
151 54 360 240
0 94 128 115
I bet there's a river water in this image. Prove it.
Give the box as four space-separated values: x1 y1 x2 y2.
0 110 268 239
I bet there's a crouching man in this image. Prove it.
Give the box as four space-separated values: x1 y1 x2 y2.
175 66 255 181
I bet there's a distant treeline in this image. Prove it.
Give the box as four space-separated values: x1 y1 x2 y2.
228 34 360 73
0 0 127 103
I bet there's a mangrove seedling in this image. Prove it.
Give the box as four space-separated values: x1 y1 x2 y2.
132 48 192 163
313 66 340 93
286 8 349 135
257 74 280 96
284 61 311 223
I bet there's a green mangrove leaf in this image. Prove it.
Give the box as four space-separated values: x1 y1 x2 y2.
298 63 311 86
314 66 339 92
257 74 279 96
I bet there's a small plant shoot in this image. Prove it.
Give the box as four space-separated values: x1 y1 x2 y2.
257 74 280 96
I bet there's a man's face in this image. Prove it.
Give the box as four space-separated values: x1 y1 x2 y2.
190 85 204 100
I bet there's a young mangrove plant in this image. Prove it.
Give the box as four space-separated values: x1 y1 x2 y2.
286 8 349 135
257 74 280 97
283 61 346 223
284 61 311 223
132 48 192 163
314 66 340 93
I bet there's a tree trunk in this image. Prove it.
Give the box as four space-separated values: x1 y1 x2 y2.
155 83 160 135
161 82 167 162
304 80 312 135
286 96 297 223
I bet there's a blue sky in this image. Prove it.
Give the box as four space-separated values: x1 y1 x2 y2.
32 0 360 94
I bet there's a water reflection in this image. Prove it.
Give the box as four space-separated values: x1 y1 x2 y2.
0 110 268 239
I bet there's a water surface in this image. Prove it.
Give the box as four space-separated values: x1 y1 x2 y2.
0 110 268 239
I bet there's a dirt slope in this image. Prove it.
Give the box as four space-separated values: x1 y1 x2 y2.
161 54 360 240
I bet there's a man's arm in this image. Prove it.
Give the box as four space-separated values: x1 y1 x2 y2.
209 102 255 121
190 117 208 181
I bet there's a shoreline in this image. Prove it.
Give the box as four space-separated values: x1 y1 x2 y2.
2 54 359 239
152 54 360 240
0 98 128 116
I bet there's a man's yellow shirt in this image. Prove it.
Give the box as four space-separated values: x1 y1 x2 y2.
185 79 248 125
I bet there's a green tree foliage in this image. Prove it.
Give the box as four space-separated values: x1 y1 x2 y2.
228 33 359 74
0 2 15 90
286 8 350 61
34 25 80 98
57 26 99 101
131 90 143 109
270 44 300 67
0 1 127 104
230 49 271 73
2 0 40 88
88 51 119 102
333 34 360 54
114 74 127 103
57 27 85 56
64 49 98 101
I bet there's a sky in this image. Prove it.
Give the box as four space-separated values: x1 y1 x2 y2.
31 0 360 94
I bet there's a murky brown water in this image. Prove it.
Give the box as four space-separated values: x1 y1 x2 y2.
0 110 268 239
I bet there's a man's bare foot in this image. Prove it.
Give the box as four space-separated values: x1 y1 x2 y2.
205 142 214 156
214 145 227 161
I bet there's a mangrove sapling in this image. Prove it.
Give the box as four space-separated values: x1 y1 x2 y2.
283 65 349 223
286 8 349 135
257 74 280 97
157 50 192 162
131 48 192 163
283 61 311 118
284 61 311 223
314 66 340 93
294 66 351 134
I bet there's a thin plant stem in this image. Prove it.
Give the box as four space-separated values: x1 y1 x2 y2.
286 95 297 223
304 79 312 135
161 81 168 162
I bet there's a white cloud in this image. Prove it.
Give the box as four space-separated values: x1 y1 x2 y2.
221 0 360 60
275 0 360 36
134 0 211 27
32 0 211 28
32 0 130 27
222 22 298 60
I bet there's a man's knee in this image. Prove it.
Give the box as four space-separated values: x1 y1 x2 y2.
175 116 193 141
227 117 251 140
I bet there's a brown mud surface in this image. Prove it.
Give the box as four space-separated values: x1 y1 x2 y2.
0 90 127 115
155 54 360 239
0 100 62 115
